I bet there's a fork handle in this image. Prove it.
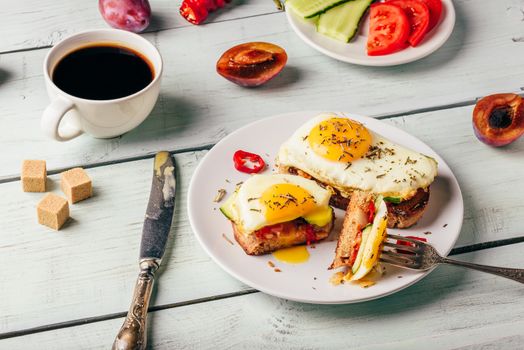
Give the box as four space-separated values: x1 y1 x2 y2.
441 257 524 283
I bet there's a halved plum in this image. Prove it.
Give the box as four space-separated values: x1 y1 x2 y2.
473 93 524 147
216 42 287 87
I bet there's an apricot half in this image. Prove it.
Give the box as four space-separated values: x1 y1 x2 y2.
216 42 287 87
472 93 524 147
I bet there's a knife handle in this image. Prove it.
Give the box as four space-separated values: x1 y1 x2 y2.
112 259 158 350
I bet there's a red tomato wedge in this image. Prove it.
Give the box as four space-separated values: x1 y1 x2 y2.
388 0 430 47
367 3 410 56
421 0 443 31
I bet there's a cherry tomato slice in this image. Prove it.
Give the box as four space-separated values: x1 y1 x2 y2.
420 0 442 31
388 0 430 47
367 3 410 56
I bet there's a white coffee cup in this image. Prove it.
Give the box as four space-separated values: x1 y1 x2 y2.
42 29 163 141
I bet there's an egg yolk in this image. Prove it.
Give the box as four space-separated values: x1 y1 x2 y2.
308 118 372 163
260 184 317 223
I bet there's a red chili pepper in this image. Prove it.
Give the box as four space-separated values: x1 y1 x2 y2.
179 0 207 25
214 0 227 8
179 0 231 25
368 200 376 223
396 236 427 254
233 150 266 174
202 0 217 11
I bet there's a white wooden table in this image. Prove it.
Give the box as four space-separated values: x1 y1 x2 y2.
1 0 523 348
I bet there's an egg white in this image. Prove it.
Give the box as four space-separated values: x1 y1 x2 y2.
233 174 331 233
277 114 438 199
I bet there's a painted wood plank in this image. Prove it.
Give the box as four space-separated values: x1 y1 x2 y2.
0 151 247 334
386 111 524 247
2 104 524 334
1 0 524 179
1 243 522 349
0 0 278 53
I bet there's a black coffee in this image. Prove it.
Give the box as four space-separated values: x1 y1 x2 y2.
52 44 154 100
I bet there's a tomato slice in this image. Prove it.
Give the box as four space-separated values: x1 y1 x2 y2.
388 0 430 47
367 200 376 223
420 0 442 31
349 229 363 265
367 3 410 56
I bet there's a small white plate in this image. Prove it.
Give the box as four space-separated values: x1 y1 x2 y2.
187 111 463 304
285 0 456 66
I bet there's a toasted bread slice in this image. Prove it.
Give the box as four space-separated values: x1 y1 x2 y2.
385 187 429 228
279 165 430 228
233 216 334 256
330 191 374 269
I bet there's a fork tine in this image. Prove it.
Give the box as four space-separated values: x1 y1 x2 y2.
381 249 417 262
386 234 427 245
383 241 420 253
379 256 419 269
379 252 406 265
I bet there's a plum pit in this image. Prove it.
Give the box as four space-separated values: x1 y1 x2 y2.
488 107 512 129
232 49 274 65
473 93 524 147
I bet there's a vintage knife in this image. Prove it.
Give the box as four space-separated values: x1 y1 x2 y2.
112 151 177 350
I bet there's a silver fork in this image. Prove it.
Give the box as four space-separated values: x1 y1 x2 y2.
381 234 524 283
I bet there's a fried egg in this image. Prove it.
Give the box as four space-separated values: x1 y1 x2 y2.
223 174 332 233
277 114 438 199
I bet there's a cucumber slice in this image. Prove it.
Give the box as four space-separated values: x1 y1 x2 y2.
317 0 373 42
351 225 372 274
374 195 383 208
219 192 238 221
287 0 350 18
383 196 402 204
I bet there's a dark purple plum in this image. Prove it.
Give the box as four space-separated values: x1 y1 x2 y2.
216 42 287 87
99 0 151 33
473 93 524 147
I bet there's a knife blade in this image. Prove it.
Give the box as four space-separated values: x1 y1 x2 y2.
140 151 177 262
112 151 177 350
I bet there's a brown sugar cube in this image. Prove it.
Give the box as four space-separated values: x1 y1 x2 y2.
37 193 69 230
60 168 92 203
21 160 46 192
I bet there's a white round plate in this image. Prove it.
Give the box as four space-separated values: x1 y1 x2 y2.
188 111 463 304
285 0 456 66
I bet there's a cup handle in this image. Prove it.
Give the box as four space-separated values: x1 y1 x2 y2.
41 96 83 141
